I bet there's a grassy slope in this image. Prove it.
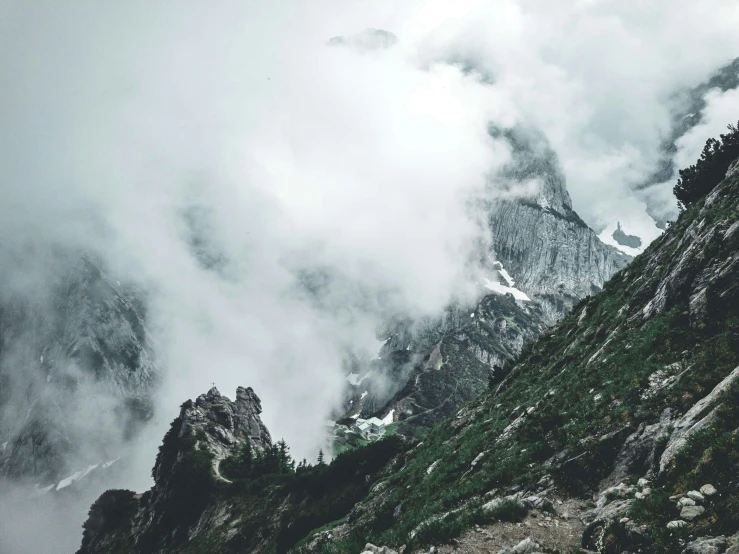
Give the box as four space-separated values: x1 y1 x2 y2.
321 168 739 552
80 164 738 554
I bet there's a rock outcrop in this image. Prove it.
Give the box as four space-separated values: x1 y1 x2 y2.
349 126 629 441
78 386 272 554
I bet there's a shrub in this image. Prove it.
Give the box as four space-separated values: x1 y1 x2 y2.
673 122 739 209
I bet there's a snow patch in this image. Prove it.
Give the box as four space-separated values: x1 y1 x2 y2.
102 457 120 469
1 441 7 451
347 371 372 386
381 409 395 426
482 278 530 302
56 470 84 491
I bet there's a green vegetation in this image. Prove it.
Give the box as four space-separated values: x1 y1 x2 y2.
79 490 138 554
674 121 739 209
81 132 739 554
627 382 739 553
304 146 739 551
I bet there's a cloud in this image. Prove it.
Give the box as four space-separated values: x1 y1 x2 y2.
401 0 739 236
2 1 739 551
1 0 507 474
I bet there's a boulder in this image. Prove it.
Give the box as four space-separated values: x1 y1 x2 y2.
362 544 398 554
678 497 697 508
521 495 555 513
498 537 542 554
700 484 718 497
687 491 705 504
680 505 705 521
483 493 525 515
667 520 688 529
605 410 672 486
682 536 728 554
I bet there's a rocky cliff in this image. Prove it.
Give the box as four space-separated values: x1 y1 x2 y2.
76 387 272 554
488 125 631 302
77 152 739 554
347 126 630 442
0 253 159 485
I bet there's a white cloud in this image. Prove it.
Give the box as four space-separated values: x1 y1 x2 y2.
2 2 739 551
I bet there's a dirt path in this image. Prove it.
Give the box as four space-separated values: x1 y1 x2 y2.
412 498 591 554
213 459 232 484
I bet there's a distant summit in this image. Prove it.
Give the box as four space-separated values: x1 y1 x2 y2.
611 221 642 249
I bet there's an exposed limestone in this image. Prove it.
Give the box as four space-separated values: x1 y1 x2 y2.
659 366 739 475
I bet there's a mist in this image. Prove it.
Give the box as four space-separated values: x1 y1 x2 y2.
1 1 739 552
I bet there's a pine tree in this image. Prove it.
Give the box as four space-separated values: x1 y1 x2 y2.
674 122 739 209
317 449 325 466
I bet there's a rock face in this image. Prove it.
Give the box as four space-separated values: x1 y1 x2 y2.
612 222 643 249
0 253 158 485
350 126 629 440
155 387 272 484
78 386 271 554
488 126 631 302
353 293 550 439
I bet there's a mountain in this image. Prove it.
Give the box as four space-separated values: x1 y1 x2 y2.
77 150 739 553
342 126 630 442
637 57 739 228
0 252 159 486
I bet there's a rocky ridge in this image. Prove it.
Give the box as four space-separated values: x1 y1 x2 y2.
349 126 629 442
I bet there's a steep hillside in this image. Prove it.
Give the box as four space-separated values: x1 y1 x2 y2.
318 154 739 553
78 151 739 554
350 126 629 443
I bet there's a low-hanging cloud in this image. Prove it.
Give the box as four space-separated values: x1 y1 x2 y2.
2 1 739 552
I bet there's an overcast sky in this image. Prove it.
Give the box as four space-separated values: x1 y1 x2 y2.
2 0 739 516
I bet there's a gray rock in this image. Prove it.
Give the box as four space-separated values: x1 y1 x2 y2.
605 408 673 486
700 484 718 497
613 222 643 249
660 366 739 476
483 493 525 515
687 490 705 504
726 532 739 554
498 537 542 554
362 544 398 554
680 505 706 521
521 495 554 513
682 536 728 554
678 497 697 508
667 520 688 529
0 255 159 484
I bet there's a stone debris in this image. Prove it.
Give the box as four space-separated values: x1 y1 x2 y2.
361 544 397 554
667 520 688 529
682 535 728 554
680 505 706 521
498 537 542 554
